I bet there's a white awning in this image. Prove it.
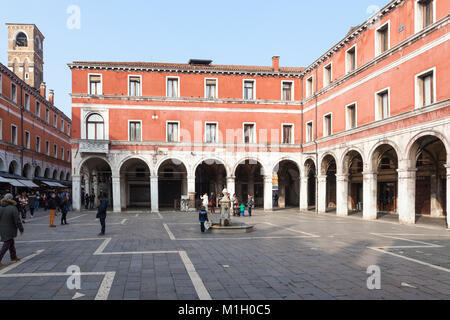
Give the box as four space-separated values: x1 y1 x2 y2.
18 180 40 188
43 181 66 187
0 177 10 183
4 179 27 187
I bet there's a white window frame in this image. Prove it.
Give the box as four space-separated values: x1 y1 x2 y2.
281 123 295 144
242 122 257 144
306 76 314 98
46 141 50 156
61 147 64 160
345 102 358 130
204 121 219 143
46 108 49 123
11 83 17 103
166 120 180 142
323 63 332 88
53 144 57 158
166 76 180 98
415 67 436 108
67 150 70 162
88 73 103 95
204 78 218 99
128 120 143 142
345 45 357 74
323 112 333 137
128 75 142 97
375 87 391 121
242 79 256 100
61 119 64 132
24 130 30 149
281 80 294 101
305 121 313 143
54 114 57 128
67 124 71 135
36 135 40 152
415 0 436 33
36 101 40 117
24 93 30 111
375 20 390 56
11 125 18 145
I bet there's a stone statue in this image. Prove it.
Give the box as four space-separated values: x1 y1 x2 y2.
219 189 231 226
201 193 209 211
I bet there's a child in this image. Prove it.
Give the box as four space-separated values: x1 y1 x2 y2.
239 203 246 217
234 204 240 217
199 206 209 233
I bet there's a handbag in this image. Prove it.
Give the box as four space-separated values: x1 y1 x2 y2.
204 221 211 230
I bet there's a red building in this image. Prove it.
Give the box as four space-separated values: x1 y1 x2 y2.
0 24 71 191
70 0 450 228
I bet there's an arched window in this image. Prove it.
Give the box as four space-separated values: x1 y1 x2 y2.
86 113 104 140
16 32 28 47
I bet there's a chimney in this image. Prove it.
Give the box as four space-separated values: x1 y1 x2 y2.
272 56 280 72
49 89 54 105
40 82 46 98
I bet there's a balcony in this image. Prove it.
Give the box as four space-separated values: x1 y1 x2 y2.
78 140 110 154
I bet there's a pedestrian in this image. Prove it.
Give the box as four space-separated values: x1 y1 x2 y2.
96 194 108 236
0 193 24 268
28 192 36 218
35 191 40 212
198 205 209 233
48 192 57 228
67 192 72 212
89 191 95 209
60 193 68 225
209 192 216 214
84 193 89 210
18 193 28 223
43 193 48 211
239 203 246 217
247 195 254 217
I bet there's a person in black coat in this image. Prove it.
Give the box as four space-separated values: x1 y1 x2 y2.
199 206 209 233
96 194 108 236
60 194 68 225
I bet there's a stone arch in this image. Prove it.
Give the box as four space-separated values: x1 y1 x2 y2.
271 156 302 176
405 130 450 168
320 153 337 176
273 158 301 208
157 158 189 209
59 171 65 181
192 157 231 178
22 163 32 179
367 139 402 172
52 169 58 180
232 157 268 177
8 160 20 175
66 172 71 181
155 157 189 178
44 167 51 178
119 157 152 209
117 155 153 177
34 166 42 178
340 146 366 174
78 155 113 176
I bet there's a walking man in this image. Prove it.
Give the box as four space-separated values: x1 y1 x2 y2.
48 193 57 228
60 193 68 225
96 194 108 236
247 195 254 217
0 193 24 268
28 192 36 218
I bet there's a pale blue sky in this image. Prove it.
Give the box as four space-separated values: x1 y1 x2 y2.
0 0 390 118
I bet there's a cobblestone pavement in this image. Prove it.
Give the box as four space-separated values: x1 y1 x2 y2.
0 208 449 300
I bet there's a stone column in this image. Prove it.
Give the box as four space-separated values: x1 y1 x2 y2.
363 171 378 220
278 180 285 208
72 175 81 211
120 173 126 209
317 175 327 213
226 176 235 197
187 175 196 210
300 177 308 211
430 174 444 217
336 174 349 217
397 167 417 225
446 166 450 229
264 175 273 211
112 175 121 212
84 173 90 197
150 175 159 213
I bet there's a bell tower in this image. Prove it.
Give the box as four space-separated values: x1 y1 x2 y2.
6 23 45 90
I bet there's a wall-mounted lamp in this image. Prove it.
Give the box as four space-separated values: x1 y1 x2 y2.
152 114 159 120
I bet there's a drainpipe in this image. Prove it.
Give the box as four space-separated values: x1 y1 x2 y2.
300 76 304 153
314 67 319 214
20 85 24 177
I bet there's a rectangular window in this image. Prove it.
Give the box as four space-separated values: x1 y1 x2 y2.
0 118 2 140
346 46 357 73
61 147 64 160
36 101 40 117
205 79 217 99
282 124 293 144
54 144 57 157
167 122 179 142
306 77 313 98
323 64 332 87
11 83 17 103
376 89 390 120
0 74 2 95
89 74 102 95
323 114 332 137
205 122 217 143
54 114 57 127
346 103 357 130
36 136 40 152
25 131 30 149
67 124 71 136
129 76 141 96
306 121 313 143
243 123 256 144
129 121 142 141
421 0 433 27
67 150 70 161
24 93 30 111
46 109 49 123
167 78 179 98
282 82 293 101
376 22 389 55
416 69 435 108
61 119 64 131
46 141 49 156
243 80 255 100
11 125 17 145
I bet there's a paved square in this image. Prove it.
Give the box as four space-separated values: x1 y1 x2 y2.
1 208 449 300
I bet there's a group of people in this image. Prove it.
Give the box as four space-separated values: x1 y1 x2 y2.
199 192 255 233
83 191 96 210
